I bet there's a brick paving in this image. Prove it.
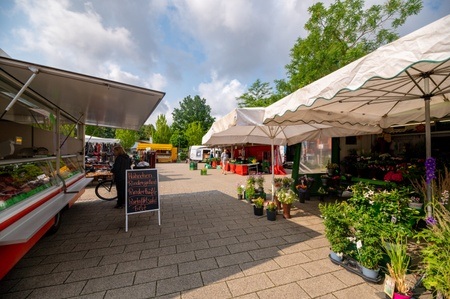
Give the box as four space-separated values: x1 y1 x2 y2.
0 163 428 298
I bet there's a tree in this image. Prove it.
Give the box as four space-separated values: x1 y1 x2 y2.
172 95 215 133
185 122 204 146
276 0 422 96
138 124 153 141
170 129 188 148
115 129 139 151
152 114 172 144
85 125 116 138
237 79 276 108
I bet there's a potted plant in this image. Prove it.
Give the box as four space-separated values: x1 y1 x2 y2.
236 183 245 200
415 202 450 299
317 186 328 202
408 194 423 209
255 174 265 193
321 174 329 186
319 202 352 262
265 201 277 221
252 197 264 216
326 161 339 175
296 175 314 202
276 188 299 219
382 235 413 299
354 212 384 280
245 184 256 202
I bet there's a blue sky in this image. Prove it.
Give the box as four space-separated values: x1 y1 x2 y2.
1 0 449 126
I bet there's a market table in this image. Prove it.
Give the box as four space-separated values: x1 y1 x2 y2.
234 163 259 175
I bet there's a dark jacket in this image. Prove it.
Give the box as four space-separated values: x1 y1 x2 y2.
111 154 131 182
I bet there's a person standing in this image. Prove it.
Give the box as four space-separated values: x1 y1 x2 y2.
221 149 229 174
111 145 131 208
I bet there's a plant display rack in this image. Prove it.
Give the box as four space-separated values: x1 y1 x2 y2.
329 254 383 284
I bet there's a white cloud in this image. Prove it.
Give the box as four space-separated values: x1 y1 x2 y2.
198 71 245 118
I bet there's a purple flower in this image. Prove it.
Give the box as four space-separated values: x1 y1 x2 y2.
425 157 436 184
426 216 437 226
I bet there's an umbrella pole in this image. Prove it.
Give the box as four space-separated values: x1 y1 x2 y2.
425 94 432 218
271 139 275 201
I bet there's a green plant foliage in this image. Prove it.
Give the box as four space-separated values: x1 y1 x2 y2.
115 129 139 151
185 121 204 146
276 188 299 205
253 197 265 208
171 95 215 133
319 202 353 254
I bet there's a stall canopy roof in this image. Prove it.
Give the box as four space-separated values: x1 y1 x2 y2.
0 56 165 131
85 135 120 144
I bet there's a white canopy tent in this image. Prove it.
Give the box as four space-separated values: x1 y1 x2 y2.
85 135 120 144
264 15 450 216
203 107 380 197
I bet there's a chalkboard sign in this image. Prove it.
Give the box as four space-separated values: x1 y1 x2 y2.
125 168 160 231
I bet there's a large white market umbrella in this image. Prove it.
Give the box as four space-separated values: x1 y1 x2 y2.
264 15 450 216
203 107 380 197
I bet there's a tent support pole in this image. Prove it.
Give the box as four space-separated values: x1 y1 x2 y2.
271 139 275 200
424 75 432 218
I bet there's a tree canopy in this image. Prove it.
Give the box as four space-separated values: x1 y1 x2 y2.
236 79 276 108
184 121 205 146
171 95 215 133
276 0 422 96
115 129 139 151
151 114 172 144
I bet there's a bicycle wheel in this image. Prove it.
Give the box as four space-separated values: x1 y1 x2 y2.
95 180 118 201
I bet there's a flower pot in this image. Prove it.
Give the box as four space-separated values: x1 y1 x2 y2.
298 191 306 203
393 292 412 299
282 203 292 219
253 205 264 216
330 250 343 262
360 265 380 279
321 178 328 185
408 202 423 210
275 197 282 211
266 210 277 221
237 194 243 200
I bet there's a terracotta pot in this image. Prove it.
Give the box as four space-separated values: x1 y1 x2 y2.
282 203 292 219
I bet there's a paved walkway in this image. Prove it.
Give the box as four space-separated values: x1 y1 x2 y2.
1 163 398 298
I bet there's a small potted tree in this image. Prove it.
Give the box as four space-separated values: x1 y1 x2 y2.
236 183 245 200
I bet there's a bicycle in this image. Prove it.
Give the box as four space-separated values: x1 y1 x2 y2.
95 179 117 201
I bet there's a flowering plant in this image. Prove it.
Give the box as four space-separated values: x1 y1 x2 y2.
236 183 245 194
252 197 264 208
265 201 277 211
281 177 294 188
409 195 421 203
384 170 403 182
246 175 256 186
274 177 283 189
276 188 299 204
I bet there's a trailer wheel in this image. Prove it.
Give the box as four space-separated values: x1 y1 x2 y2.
47 212 62 235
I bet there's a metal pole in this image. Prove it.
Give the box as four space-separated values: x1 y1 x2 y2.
424 76 433 218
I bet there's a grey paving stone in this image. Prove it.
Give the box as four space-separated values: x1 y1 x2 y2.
248 246 283 261
0 290 32 299
115 257 158 274
134 264 178 284
104 281 156 299
178 257 218 275
201 265 245 285
158 251 196 266
156 273 203 296
298 273 347 298
215 252 254 267
278 242 312 254
208 236 239 248
273 251 311 268
27 281 86 299
4 262 58 279
159 236 191 247
66 264 116 282
10 271 71 292
84 245 125 258
239 258 280 276
140 246 177 259
227 241 260 254
257 282 310 299
181 281 232 299
53 256 102 272
266 264 311 285
194 245 230 260
81 272 134 295
99 250 141 265
226 273 274 297
301 259 341 277
218 228 247 238
176 240 210 252
124 240 160 252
